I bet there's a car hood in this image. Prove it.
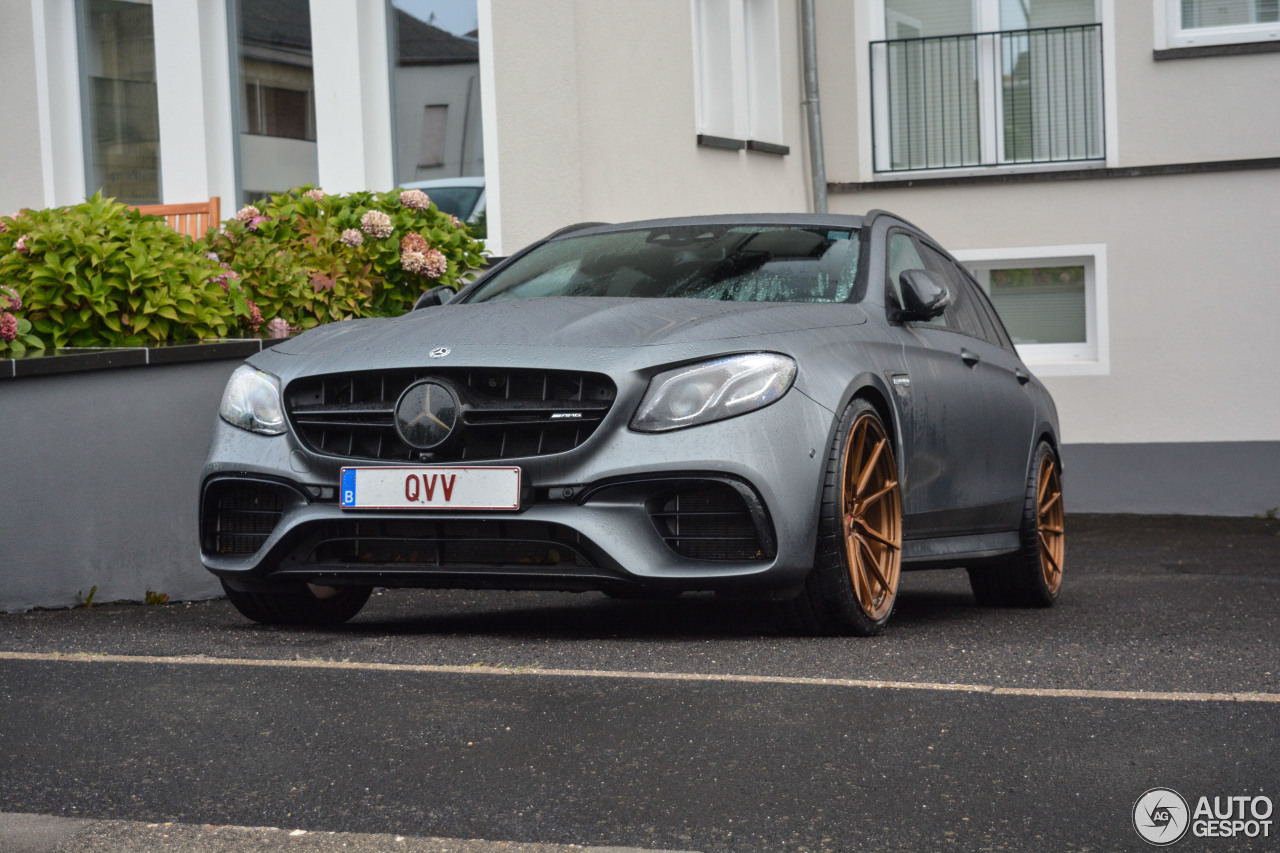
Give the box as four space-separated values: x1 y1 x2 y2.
269 297 867 357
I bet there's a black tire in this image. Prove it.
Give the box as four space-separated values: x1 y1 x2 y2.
782 399 903 636
221 580 372 626
968 441 1064 607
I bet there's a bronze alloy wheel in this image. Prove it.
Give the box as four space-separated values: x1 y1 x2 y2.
841 412 902 621
1036 453 1065 595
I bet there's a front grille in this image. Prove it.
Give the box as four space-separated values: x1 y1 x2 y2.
285 368 616 462
304 518 598 568
204 482 287 555
650 484 768 561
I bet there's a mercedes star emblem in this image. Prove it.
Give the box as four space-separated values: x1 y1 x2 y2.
394 381 458 449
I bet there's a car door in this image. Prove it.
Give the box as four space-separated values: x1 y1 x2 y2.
885 231 1036 536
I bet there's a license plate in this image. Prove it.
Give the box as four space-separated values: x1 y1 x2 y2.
340 466 521 510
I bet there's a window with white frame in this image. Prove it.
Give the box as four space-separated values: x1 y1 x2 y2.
951 245 1108 375
871 0 1105 172
692 0 784 147
1160 0 1279 48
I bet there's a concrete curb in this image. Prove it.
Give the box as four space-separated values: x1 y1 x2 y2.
0 813 701 853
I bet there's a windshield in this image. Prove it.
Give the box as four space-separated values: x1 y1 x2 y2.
420 186 483 219
466 225 861 304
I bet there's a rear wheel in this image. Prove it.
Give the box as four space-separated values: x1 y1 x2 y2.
785 399 902 636
221 580 372 626
968 441 1064 607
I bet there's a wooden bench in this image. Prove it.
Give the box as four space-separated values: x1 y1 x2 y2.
132 196 222 239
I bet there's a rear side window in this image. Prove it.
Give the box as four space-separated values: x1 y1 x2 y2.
917 242 1005 344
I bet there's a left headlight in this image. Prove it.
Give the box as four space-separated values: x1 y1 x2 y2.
631 353 797 433
219 365 286 436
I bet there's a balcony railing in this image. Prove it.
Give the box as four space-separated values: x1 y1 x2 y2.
871 24 1105 173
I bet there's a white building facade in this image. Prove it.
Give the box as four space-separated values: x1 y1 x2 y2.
480 0 1280 516
0 0 479 212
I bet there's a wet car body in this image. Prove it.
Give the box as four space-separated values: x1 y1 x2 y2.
200 211 1064 634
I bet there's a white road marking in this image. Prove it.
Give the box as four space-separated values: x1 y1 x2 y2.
2 651 1277 704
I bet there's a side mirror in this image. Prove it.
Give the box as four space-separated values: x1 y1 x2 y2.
412 285 455 311
898 269 951 320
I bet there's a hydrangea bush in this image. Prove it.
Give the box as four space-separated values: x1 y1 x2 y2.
197 186 485 331
0 193 245 353
0 185 485 354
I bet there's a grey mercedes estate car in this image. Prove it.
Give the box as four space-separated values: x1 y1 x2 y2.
200 211 1065 635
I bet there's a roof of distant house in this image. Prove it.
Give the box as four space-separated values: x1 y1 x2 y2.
396 12 479 66
237 0 477 66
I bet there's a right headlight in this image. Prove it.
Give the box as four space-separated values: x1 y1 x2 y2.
631 353 797 432
219 365 286 436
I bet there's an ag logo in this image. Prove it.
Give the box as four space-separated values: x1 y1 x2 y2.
1134 788 1190 846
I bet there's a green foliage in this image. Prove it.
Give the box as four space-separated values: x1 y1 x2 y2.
144 590 169 606
197 186 487 331
77 585 98 608
0 186 486 354
0 193 244 351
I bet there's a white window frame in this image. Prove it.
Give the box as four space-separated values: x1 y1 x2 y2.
691 0 784 145
1156 0 1280 49
951 244 1109 376
858 0 1119 181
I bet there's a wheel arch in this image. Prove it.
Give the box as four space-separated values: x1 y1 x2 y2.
821 373 908 497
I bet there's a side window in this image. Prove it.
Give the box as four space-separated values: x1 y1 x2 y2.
886 231 927 314
962 269 1018 352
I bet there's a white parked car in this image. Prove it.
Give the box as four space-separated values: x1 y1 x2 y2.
399 177 485 222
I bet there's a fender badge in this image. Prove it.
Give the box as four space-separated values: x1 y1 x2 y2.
429 347 451 359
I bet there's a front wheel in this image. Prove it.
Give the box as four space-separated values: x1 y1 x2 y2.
968 441 1064 607
221 580 372 626
784 399 903 636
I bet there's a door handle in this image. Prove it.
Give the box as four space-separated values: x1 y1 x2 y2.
960 348 980 367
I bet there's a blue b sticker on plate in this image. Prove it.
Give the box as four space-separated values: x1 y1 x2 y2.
340 468 357 508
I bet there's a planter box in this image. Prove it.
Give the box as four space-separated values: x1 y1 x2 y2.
0 341 279 611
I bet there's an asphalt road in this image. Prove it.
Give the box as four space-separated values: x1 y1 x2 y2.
1 514 1278 852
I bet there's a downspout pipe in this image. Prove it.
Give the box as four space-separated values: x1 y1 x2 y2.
800 0 828 214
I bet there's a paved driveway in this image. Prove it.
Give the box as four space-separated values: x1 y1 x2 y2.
1 514 1277 851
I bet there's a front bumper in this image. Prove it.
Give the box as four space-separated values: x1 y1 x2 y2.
200 385 835 595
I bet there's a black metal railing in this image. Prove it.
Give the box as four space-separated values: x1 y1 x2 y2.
871 24 1104 173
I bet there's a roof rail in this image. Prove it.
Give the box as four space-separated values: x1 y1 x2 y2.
544 221 610 240
863 208 929 234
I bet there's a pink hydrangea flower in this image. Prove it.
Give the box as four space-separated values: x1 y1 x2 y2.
15 235 30 255
399 189 431 211
206 251 220 262
246 300 263 333
0 220 7 234
246 215 268 232
421 248 447 279
0 285 21 312
399 233 438 275
0 312 16 343
266 317 296 338
400 233 429 254
235 205 261 223
340 228 364 248
361 210 393 239
449 215 463 228
400 251 428 274
305 188 325 202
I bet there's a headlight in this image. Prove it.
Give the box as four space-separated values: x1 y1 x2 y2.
631 353 797 432
219 365 286 435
